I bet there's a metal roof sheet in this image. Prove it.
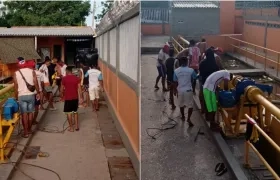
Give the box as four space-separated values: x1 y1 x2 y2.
0 26 95 37
173 1 219 8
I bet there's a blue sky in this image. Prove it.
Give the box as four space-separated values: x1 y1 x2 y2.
86 0 103 27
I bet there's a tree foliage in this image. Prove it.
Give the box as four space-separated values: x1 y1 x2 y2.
0 1 91 27
94 0 113 22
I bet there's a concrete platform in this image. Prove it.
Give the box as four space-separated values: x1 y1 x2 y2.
141 54 233 180
228 69 265 77
10 102 111 180
141 36 169 54
0 86 58 180
227 52 280 82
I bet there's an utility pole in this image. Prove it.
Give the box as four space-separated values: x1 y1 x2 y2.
92 0 96 28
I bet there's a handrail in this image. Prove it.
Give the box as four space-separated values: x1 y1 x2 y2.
171 37 184 54
228 36 280 54
231 44 279 64
244 114 280 180
178 35 189 46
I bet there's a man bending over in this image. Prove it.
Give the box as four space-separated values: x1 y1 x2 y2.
203 70 232 131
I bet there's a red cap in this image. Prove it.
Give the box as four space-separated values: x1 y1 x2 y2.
163 44 169 54
214 47 223 53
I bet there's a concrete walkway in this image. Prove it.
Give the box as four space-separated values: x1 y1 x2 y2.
10 102 111 180
141 54 233 180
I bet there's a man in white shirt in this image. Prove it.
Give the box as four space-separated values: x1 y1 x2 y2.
203 70 232 131
155 44 169 91
85 65 104 111
39 58 56 111
14 61 39 138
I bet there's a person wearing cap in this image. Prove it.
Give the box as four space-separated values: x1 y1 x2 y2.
154 44 169 91
14 59 40 138
203 69 233 131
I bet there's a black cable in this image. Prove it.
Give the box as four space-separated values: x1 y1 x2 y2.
146 111 178 139
146 109 200 140
37 118 69 134
1 161 61 180
0 142 60 180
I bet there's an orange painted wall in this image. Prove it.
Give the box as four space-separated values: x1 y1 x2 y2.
220 1 235 34
37 37 65 61
98 60 139 160
141 24 170 36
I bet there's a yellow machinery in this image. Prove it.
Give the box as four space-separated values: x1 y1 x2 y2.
218 76 280 178
0 84 20 162
218 76 275 136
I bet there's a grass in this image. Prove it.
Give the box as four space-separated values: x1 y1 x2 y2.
0 85 14 102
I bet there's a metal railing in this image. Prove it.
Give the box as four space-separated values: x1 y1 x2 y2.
227 36 280 77
244 114 280 180
171 35 190 54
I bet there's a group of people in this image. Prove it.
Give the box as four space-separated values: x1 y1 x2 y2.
13 53 103 137
155 39 232 131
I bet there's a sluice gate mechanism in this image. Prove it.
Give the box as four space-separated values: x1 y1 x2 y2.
170 35 280 179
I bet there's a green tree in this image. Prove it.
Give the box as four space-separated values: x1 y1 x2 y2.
1 1 91 26
94 0 113 22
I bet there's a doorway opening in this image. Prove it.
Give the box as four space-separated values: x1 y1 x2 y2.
64 37 94 65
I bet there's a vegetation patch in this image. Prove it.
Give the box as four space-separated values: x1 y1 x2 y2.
0 85 14 102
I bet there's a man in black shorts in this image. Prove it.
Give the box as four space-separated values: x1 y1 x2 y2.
61 66 82 132
165 48 176 110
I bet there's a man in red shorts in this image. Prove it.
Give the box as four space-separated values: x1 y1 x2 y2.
60 66 82 132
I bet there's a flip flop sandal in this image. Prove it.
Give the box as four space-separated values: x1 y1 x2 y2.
215 163 225 172
216 167 227 176
75 128 79 131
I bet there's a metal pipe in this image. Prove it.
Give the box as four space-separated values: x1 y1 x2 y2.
245 114 280 153
178 35 189 46
254 94 280 120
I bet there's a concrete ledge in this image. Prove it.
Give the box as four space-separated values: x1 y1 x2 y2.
192 91 248 180
102 92 139 178
0 86 58 180
141 47 161 54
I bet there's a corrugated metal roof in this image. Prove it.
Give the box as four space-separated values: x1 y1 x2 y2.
0 27 95 37
141 8 169 23
0 38 41 64
173 1 219 8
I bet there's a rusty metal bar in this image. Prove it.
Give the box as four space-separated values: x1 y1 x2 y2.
276 53 280 76
178 35 189 47
254 46 256 67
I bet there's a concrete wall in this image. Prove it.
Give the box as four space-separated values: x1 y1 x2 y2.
171 8 220 39
95 11 140 176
